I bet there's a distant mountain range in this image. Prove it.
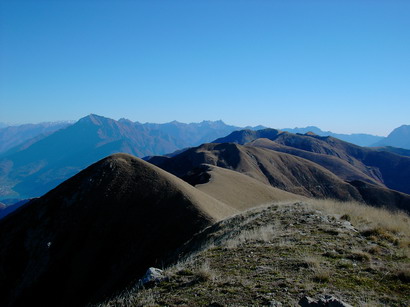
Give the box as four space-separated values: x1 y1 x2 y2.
0 114 409 202
281 126 384 146
0 115 259 200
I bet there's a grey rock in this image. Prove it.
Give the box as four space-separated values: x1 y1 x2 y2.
322 295 353 307
339 220 357 232
299 295 353 307
141 267 165 285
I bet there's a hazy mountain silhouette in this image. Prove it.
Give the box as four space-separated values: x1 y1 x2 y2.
282 126 383 146
0 114 255 200
374 125 410 149
0 122 72 154
0 153 234 307
214 129 410 195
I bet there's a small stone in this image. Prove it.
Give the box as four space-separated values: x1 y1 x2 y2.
320 295 353 307
141 267 165 285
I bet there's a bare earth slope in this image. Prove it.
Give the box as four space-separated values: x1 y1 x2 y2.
0 154 235 307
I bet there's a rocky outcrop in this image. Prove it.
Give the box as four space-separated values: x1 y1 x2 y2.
299 295 353 307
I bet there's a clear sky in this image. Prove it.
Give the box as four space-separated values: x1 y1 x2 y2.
1 0 409 136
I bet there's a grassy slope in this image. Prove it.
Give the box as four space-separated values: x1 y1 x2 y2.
193 165 303 211
101 200 410 307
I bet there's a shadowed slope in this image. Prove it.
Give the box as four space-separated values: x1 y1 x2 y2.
249 138 382 186
0 154 234 307
271 133 410 195
372 146 410 157
214 129 410 195
149 143 362 201
348 180 410 212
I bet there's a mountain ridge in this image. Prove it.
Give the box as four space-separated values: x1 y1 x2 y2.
213 128 410 196
148 142 364 202
282 126 384 146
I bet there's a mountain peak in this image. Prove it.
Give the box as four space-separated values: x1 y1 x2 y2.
78 114 112 125
389 124 410 136
118 117 133 124
0 153 233 306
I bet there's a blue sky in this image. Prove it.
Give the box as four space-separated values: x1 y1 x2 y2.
1 0 409 136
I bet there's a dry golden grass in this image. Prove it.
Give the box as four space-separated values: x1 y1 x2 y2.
195 260 218 282
348 250 372 262
195 165 302 211
310 199 410 254
302 256 320 269
312 268 331 283
310 199 410 236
